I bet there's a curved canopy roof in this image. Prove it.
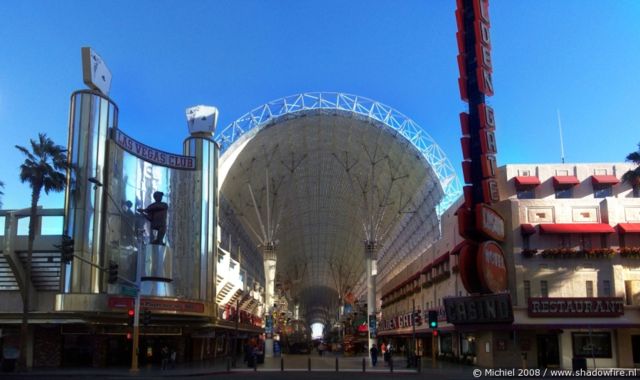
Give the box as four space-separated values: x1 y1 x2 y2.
216 93 461 324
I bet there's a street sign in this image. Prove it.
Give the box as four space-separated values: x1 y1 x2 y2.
121 285 138 297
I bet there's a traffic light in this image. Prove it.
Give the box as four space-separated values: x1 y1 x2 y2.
108 260 119 284
413 310 422 326
428 310 438 329
142 309 152 326
127 309 135 326
55 234 75 263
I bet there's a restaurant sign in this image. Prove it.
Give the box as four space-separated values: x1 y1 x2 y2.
528 297 624 318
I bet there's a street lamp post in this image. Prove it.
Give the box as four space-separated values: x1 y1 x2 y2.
88 177 142 371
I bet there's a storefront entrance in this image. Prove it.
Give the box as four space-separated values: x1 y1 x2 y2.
537 334 560 368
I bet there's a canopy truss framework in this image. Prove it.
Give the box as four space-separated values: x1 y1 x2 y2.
216 93 461 325
216 92 462 214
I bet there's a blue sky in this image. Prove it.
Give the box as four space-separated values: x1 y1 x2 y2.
1 0 639 210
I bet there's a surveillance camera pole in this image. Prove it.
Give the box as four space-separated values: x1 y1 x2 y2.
88 177 142 371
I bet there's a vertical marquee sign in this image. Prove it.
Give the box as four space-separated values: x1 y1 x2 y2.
455 0 508 295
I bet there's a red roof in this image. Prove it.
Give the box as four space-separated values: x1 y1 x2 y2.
450 241 466 256
514 176 541 187
553 176 580 187
433 252 450 266
521 224 536 235
591 175 620 185
618 223 640 234
539 223 615 234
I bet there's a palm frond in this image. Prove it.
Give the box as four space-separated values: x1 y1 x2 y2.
15 145 37 162
626 151 640 165
622 167 640 184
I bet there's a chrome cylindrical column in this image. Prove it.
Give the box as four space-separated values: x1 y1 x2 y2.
63 90 118 294
183 136 219 303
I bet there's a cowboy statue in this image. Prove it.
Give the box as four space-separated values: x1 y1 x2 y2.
137 191 168 245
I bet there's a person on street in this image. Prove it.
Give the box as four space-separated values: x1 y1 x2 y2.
170 349 177 369
370 344 379 366
161 345 169 370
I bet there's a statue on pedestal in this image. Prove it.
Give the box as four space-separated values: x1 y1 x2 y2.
137 191 168 245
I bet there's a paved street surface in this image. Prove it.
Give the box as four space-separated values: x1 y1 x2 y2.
0 354 476 379
2 354 629 379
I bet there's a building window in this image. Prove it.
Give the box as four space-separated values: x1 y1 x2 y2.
560 235 572 248
572 332 612 358
524 280 531 301
520 170 532 176
517 188 535 199
540 280 549 297
555 187 573 199
625 281 638 305
594 185 613 198
586 281 594 297
603 280 611 297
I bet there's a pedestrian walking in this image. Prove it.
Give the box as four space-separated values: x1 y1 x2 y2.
370 344 379 367
161 345 169 370
170 349 177 369
380 342 387 364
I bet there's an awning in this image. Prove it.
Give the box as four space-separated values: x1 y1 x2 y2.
539 223 615 234
592 175 620 185
521 224 536 236
421 263 433 274
618 223 640 234
553 176 580 188
514 176 541 187
450 241 466 256
433 252 450 266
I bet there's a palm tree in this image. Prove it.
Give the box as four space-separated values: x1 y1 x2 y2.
15 133 70 370
0 180 4 209
622 143 640 197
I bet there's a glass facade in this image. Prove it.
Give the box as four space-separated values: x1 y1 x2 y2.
105 142 204 299
64 91 219 302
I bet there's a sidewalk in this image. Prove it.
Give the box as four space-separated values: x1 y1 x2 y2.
2 354 474 378
3 358 230 378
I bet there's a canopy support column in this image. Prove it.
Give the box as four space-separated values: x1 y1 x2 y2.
365 240 378 352
263 243 277 358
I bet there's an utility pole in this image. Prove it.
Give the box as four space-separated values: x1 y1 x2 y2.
88 177 141 371
131 239 142 371
432 331 437 368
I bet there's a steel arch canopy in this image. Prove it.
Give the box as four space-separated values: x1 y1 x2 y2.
216 93 461 324
216 92 461 214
